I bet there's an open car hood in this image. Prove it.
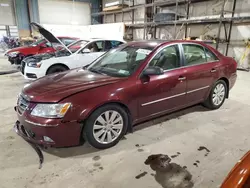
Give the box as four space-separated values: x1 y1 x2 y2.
30 22 72 54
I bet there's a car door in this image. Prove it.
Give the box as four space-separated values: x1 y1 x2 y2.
74 41 106 68
138 44 187 118
181 43 220 104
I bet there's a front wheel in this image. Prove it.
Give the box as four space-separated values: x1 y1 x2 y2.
203 80 227 110
83 104 128 149
47 65 69 75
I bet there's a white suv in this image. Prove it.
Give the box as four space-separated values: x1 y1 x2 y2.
21 23 126 80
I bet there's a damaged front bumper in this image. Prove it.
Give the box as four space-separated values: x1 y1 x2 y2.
14 120 55 146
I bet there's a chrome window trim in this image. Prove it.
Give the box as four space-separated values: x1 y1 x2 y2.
141 85 210 106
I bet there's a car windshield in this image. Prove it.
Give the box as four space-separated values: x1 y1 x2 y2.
30 39 46 46
69 40 89 53
87 45 153 77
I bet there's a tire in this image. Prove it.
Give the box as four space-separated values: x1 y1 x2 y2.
83 104 128 149
203 80 227 110
47 65 69 75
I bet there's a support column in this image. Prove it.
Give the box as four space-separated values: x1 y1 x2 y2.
14 0 30 37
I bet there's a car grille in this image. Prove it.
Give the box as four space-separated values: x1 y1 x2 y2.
21 60 26 75
17 94 29 115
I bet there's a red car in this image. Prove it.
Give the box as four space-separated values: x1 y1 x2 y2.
5 36 78 65
14 40 237 149
221 151 250 188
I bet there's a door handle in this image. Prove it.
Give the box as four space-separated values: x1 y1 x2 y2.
178 76 186 81
211 68 217 73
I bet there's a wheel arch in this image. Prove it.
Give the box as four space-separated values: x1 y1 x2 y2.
46 63 70 75
219 77 229 98
80 101 133 139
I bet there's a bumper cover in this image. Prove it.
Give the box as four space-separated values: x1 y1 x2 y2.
14 106 82 147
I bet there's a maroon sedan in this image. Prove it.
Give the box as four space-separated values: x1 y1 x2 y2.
14 40 237 149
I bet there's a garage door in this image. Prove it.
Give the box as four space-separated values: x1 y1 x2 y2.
38 0 91 25
0 0 16 25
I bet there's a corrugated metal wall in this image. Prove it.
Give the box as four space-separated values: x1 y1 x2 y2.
13 0 102 37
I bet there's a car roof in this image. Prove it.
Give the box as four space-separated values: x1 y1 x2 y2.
126 39 218 50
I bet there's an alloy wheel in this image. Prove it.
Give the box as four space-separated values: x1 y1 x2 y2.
212 83 225 106
93 110 124 144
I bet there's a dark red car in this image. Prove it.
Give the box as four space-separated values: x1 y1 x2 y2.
14 40 237 149
5 36 78 65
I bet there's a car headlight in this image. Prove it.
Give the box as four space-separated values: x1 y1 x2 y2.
31 103 71 118
27 62 42 68
8 51 19 57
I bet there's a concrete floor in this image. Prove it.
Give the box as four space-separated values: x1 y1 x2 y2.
0 57 250 188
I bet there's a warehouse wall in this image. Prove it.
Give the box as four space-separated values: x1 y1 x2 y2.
14 0 30 37
103 0 250 67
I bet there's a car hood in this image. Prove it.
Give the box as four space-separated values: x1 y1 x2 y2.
30 22 72 54
22 68 124 103
6 46 34 54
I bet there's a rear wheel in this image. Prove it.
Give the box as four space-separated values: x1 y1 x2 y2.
47 65 69 75
83 104 128 149
203 80 227 110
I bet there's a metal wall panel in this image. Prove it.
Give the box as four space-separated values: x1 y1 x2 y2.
38 0 91 25
0 0 16 25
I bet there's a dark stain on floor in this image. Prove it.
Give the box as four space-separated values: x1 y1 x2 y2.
198 146 210 153
93 162 101 167
193 163 198 167
99 166 104 170
171 152 181 159
92 156 101 161
135 171 148 179
196 160 200 164
145 154 194 188
138 148 144 152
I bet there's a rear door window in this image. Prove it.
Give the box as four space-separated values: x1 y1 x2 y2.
182 44 207 66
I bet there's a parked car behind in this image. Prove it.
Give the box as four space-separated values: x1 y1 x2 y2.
20 23 126 80
5 22 78 65
5 36 78 65
14 40 237 149
22 38 125 80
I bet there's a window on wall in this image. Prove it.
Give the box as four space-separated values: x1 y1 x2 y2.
148 45 180 70
183 44 207 66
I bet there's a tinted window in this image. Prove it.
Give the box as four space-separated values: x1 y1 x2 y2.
149 45 180 70
205 48 218 62
183 44 206 66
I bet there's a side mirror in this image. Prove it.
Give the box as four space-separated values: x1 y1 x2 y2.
143 66 164 76
82 48 91 53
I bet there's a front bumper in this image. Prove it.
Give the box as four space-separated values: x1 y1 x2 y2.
7 55 22 65
23 65 45 80
14 106 82 147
